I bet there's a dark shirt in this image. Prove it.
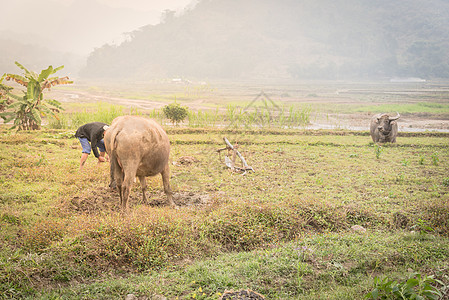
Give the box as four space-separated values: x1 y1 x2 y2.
75 122 107 158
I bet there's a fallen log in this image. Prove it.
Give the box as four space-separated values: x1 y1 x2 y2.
217 137 255 174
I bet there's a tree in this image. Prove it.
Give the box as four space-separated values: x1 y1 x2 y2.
0 62 72 130
163 102 188 125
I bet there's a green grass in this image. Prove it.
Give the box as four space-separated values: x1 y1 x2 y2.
15 232 449 299
352 102 449 114
48 103 143 129
0 126 448 299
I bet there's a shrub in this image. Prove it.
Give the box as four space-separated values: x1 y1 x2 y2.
163 102 188 125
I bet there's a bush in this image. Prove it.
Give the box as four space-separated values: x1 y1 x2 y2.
163 102 188 125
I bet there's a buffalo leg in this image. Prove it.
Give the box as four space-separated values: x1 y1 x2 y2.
112 158 126 209
138 176 147 204
109 160 117 189
161 164 175 206
121 173 135 210
117 185 124 208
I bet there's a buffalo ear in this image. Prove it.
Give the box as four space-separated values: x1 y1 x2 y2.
390 121 397 125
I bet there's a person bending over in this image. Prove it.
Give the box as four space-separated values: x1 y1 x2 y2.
75 122 109 170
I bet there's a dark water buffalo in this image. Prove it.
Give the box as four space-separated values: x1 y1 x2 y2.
104 116 175 209
370 112 400 143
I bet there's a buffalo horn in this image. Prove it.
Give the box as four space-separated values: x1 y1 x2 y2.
389 112 400 121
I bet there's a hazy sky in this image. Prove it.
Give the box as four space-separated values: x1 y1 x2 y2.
94 0 193 11
0 0 194 54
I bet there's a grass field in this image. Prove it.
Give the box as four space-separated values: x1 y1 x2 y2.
0 123 448 299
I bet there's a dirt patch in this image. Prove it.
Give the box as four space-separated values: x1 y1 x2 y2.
65 186 212 214
173 156 199 166
67 187 128 213
148 191 211 207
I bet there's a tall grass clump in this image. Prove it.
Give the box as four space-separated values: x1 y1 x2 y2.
148 108 163 125
188 109 218 128
223 104 312 129
48 103 137 129
284 105 312 128
57 210 218 271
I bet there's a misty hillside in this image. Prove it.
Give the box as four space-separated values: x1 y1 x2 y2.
82 0 449 80
0 0 164 76
0 0 162 55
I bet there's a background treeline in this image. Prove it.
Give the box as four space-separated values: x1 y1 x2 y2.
2 0 449 80
81 0 449 80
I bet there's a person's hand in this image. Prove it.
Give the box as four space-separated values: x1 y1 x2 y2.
98 156 106 163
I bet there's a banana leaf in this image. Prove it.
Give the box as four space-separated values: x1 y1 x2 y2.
37 65 54 82
26 82 36 101
5 74 28 87
52 65 64 73
30 108 42 125
46 99 63 110
8 101 25 108
0 111 15 122
15 61 37 80
37 104 53 116
6 93 23 101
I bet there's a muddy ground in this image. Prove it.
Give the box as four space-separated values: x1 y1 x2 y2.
66 186 214 214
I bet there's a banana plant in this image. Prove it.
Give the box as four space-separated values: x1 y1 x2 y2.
0 61 73 130
0 75 13 112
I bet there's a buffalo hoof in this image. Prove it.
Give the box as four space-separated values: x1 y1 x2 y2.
109 181 117 190
168 200 179 209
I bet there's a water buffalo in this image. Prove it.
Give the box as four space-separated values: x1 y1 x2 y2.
104 116 175 209
370 112 400 143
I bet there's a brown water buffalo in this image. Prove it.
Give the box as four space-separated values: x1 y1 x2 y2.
370 112 400 143
104 116 175 209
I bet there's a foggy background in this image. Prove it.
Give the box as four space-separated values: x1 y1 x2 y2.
1 0 449 81
0 0 193 54
0 0 193 75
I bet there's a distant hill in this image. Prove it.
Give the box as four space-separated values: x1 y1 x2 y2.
0 0 163 55
0 0 164 77
81 0 449 80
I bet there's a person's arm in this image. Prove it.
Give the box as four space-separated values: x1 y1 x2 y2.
90 131 101 159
